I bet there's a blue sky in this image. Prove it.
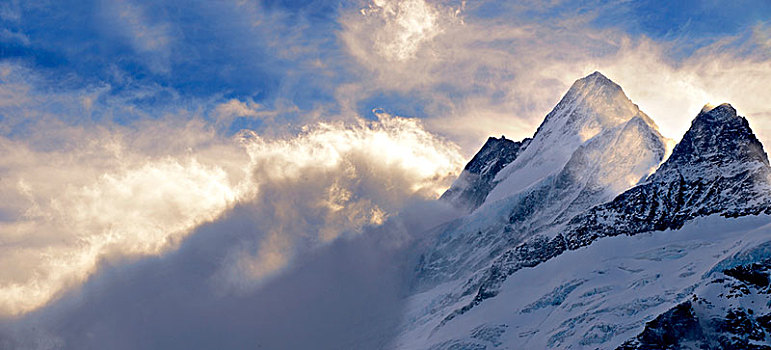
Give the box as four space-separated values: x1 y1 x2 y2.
2 0 768 139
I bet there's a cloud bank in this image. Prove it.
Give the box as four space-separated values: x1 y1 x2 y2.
0 63 464 319
0 76 463 348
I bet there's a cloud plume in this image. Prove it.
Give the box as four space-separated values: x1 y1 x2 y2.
0 86 464 349
0 64 464 317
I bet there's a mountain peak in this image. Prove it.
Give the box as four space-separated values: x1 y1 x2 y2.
699 102 734 115
484 71 656 203
576 70 616 86
551 71 639 131
695 102 737 124
564 71 622 97
587 70 605 78
649 102 769 183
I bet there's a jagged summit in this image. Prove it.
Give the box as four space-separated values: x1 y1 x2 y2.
565 71 621 97
586 70 609 79
484 71 660 203
686 103 767 165
423 72 666 292
562 103 771 247
570 71 617 91
699 102 730 114
539 70 654 132
535 71 628 140
465 136 521 173
648 102 769 183
698 102 733 117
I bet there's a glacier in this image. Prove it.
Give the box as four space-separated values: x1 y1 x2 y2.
400 215 771 349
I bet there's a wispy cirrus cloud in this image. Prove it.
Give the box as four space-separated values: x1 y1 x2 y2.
97 0 174 73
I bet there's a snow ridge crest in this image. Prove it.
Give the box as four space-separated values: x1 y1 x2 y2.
485 71 660 204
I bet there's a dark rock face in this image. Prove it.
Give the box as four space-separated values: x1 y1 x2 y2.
464 137 530 175
724 263 771 290
617 301 703 349
620 260 771 350
440 136 531 212
654 104 770 180
447 103 771 322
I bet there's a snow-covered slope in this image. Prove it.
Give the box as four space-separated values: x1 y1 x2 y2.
400 79 771 349
619 239 771 350
400 215 771 349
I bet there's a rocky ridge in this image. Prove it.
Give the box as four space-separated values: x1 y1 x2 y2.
447 103 771 325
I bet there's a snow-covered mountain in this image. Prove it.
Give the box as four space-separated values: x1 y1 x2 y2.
399 74 771 349
441 72 665 214
485 71 663 204
414 72 666 289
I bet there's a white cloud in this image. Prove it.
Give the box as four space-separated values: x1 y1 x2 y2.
0 64 465 316
340 2 771 154
0 28 30 46
211 98 295 127
0 155 244 316
0 1 20 22
213 110 464 293
360 0 445 61
215 98 262 118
